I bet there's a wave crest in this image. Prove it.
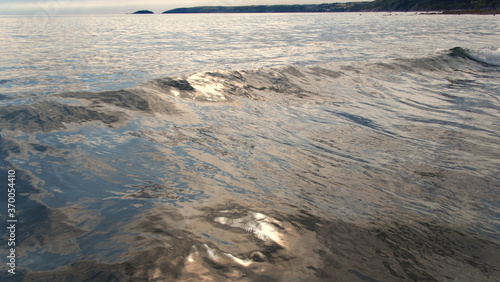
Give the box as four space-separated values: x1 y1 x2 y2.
450 46 500 66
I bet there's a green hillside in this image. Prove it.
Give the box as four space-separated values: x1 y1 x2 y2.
161 0 500 13
367 0 500 11
162 3 369 14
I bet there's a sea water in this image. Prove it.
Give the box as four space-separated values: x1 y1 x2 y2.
0 13 499 281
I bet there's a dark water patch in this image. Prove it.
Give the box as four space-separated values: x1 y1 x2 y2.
0 101 127 133
445 77 479 89
405 116 496 135
0 86 184 133
0 93 9 100
128 179 204 202
307 66 342 78
152 77 195 91
0 79 12 84
130 180 182 200
58 90 150 111
414 170 443 178
334 111 378 129
60 88 183 115
393 55 451 73
322 109 398 138
307 144 369 165
396 98 454 116
348 269 382 282
282 66 306 77
30 143 49 152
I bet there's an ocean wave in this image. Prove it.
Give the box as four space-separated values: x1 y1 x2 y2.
1 47 499 281
1 47 498 134
133 47 499 105
451 46 500 66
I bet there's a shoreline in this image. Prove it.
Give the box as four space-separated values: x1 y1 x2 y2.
440 9 499 15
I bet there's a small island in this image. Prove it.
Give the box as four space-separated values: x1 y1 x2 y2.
132 10 154 14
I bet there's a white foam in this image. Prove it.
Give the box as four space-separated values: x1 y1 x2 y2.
468 47 500 66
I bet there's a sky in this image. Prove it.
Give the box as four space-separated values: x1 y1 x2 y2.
0 0 370 15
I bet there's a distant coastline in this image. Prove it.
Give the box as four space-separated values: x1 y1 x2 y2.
162 3 368 14
129 0 499 15
441 9 499 15
158 0 499 14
